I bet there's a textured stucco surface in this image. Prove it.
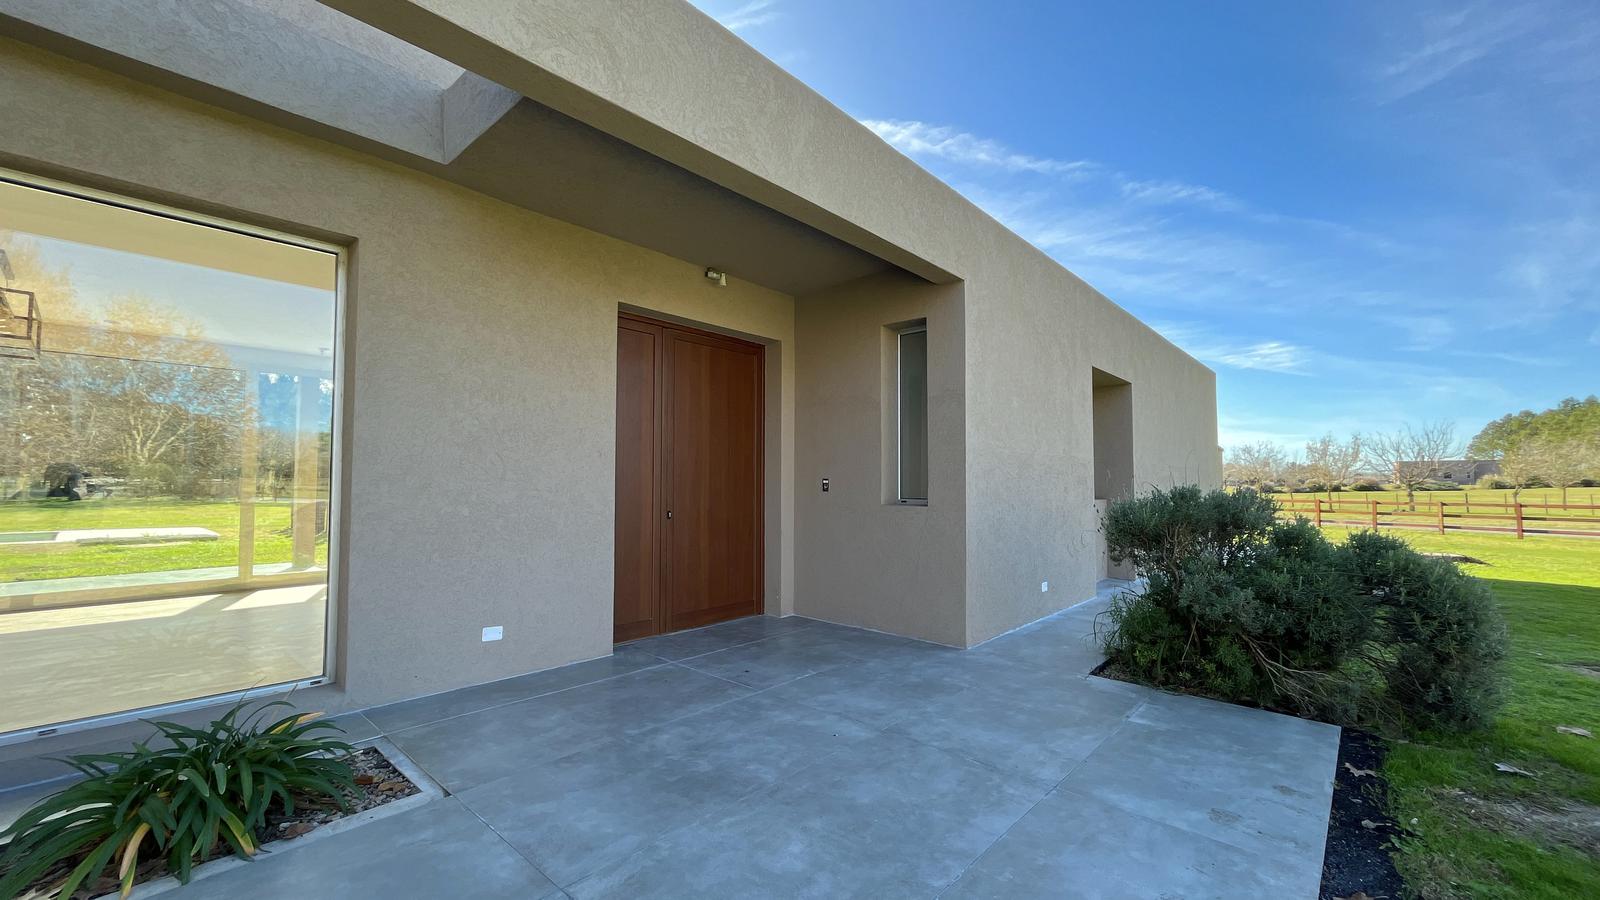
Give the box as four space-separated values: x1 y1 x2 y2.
794 272 965 645
0 37 795 757
0 0 1220 763
312 0 1222 646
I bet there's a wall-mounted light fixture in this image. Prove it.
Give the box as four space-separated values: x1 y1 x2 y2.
704 267 728 287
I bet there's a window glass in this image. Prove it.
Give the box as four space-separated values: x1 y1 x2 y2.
898 326 928 502
0 177 338 733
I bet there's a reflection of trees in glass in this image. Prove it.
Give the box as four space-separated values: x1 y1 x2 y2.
255 373 333 503
2 234 251 500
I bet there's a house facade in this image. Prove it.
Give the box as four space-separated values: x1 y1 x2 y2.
0 0 1217 760
1393 459 1502 484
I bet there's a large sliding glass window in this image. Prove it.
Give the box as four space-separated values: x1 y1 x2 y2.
0 174 340 735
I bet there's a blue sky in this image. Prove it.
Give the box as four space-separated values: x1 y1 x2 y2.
691 0 1600 453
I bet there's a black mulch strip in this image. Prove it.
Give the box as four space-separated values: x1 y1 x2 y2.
1320 729 1409 900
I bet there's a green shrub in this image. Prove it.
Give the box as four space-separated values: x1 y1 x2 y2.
1101 487 1507 733
1349 478 1386 491
0 701 355 900
1342 531 1509 731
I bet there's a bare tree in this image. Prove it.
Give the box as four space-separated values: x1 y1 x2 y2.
1303 432 1363 497
1540 435 1600 505
1364 421 1463 507
1496 442 1547 502
1224 441 1290 490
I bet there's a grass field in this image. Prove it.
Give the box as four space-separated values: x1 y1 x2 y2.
0 499 325 584
1318 527 1600 899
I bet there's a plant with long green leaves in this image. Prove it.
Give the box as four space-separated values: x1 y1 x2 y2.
0 700 355 899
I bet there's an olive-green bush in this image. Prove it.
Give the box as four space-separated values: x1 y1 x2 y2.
1101 486 1507 733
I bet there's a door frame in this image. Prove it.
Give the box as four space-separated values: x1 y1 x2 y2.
617 311 766 640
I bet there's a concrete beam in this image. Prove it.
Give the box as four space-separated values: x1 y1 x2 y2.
318 0 961 285
0 0 517 163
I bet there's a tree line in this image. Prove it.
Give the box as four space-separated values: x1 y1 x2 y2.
1223 397 1600 504
2 234 318 503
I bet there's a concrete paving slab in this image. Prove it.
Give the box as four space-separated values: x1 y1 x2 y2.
943 787 1315 899
1060 689 1339 861
387 664 751 790
760 654 972 729
885 674 1149 781
365 646 664 733
569 732 1049 899
1 594 1337 900
459 693 878 885
620 614 813 661
165 797 559 900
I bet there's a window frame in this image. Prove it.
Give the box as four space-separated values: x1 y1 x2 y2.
0 166 348 746
895 323 929 505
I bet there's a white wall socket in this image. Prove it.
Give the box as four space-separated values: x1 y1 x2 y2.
481 625 504 642
1040 581 1049 592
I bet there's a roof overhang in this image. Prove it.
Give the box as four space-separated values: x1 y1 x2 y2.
0 0 903 295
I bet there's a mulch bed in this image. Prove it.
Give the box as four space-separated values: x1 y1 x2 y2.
16 746 418 900
1320 729 1408 900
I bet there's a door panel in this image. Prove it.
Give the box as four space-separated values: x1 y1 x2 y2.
613 315 763 641
613 320 662 642
664 331 763 631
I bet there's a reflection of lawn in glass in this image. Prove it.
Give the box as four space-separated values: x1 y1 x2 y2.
0 500 328 583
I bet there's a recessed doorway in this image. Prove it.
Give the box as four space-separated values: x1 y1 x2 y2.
614 313 764 642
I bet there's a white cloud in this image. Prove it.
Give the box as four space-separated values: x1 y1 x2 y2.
716 0 780 32
1120 179 1241 212
1376 313 1457 351
1375 4 1535 103
1212 341 1311 375
861 119 1095 177
1153 323 1312 376
860 117 1407 320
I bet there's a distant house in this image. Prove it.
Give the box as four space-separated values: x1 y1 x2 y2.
1394 459 1501 483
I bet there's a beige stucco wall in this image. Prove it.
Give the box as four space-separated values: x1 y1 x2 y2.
0 37 797 750
962 258 1220 644
320 0 1221 649
793 272 965 646
0 0 1223 766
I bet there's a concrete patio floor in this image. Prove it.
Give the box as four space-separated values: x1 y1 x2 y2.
2 581 1340 899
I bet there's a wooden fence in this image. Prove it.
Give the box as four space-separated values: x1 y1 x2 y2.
1274 496 1600 540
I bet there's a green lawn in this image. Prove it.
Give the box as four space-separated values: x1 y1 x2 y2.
0 499 324 583
1320 528 1600 899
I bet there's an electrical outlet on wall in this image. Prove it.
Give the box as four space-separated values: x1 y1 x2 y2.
482 625 503 642
1040 581 1049 593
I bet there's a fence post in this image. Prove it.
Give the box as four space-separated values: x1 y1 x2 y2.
1437 500 1446 534
1313 498 1322 528
1514 501 1524 539
1370 498 1379 529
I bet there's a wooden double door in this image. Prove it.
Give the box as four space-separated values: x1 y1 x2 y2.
614 313 764 642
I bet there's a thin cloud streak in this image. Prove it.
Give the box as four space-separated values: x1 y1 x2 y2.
861 119 1095 176
716 0 781 32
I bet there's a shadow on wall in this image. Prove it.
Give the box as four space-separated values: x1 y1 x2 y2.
1092 368 1134 580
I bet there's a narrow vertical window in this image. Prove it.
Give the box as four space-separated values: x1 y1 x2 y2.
897 325 928 503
